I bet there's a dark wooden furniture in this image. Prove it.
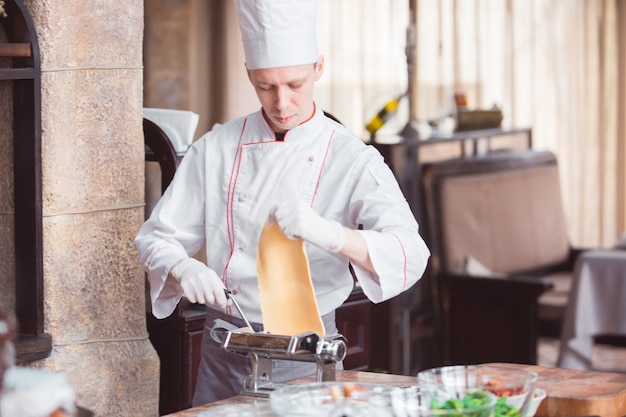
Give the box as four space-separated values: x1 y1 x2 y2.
369 127 533 373
144 117 194 414
143 118 181 193
143 119 373 415
421 150 583 365
0 0 52 363
334 286 371 371
146 301 206 415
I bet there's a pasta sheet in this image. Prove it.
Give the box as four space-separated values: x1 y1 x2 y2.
256 222 325 336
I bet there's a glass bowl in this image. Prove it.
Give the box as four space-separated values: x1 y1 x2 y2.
389 386 497 417
525 387 547 417
269 382 498 417
417 365 538 416
198 401 274 417
269 382 396 417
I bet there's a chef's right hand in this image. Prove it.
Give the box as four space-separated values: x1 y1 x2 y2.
170 258 229 308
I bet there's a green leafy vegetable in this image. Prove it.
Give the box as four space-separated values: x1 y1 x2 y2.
494 397 521 417
429 390 494 417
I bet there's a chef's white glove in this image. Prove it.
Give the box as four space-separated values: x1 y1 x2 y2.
170 258 229 308
271 199 345 253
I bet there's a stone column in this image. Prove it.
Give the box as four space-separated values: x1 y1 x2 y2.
23 1 159 415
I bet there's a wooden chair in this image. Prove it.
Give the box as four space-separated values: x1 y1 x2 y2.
421 150 584 365
143 118 182 194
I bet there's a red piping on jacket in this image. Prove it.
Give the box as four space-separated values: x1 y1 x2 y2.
223 118 248 291
146 246 168 271
388 232 408 288
310 129 335 207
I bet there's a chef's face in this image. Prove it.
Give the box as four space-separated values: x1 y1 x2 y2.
247 57 324 133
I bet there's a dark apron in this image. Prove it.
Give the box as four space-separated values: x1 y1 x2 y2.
192 307 343 406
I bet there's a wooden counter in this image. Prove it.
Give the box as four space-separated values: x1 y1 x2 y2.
164 365 626 417
508 363 626 417
163 371 416 416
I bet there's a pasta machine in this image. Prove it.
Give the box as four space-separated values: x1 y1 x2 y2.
221 329 348 397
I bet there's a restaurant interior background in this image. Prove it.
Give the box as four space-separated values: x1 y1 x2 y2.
146 0 626 249
0 0 625 415
145 0 626 375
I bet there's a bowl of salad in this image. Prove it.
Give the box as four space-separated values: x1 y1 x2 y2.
389 386 497 417
417 365 539 417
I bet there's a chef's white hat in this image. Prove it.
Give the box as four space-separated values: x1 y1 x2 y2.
235 0 319 70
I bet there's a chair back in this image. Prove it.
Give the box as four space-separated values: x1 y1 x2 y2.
423 150 570 276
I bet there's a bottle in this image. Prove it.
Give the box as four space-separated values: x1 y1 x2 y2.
366 93 406 138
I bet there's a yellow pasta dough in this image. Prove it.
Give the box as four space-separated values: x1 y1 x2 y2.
257 222 325 336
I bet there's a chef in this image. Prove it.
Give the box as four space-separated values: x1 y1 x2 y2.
135 0 430 406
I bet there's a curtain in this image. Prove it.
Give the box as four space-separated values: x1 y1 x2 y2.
316 0 410 135
217 0 623 248
317 0 622 248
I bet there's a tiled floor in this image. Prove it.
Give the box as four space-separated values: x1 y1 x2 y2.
538 337 626 373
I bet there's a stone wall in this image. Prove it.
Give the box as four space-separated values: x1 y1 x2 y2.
2 1 266 414
0 26 15 319
18 1 160 415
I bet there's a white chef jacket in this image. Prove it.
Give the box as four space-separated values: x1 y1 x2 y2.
135 104 430 323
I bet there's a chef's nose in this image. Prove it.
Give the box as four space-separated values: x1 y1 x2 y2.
274 86 290 110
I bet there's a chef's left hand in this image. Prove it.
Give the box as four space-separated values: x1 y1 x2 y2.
270 199 345 252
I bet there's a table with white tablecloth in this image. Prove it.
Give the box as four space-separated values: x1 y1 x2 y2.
557 249 626 370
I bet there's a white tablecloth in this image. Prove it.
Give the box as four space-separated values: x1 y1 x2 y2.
557 249 626 370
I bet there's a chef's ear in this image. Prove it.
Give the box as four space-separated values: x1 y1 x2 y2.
314 55 324 81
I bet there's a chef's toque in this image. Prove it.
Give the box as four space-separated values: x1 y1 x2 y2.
235 0 319 70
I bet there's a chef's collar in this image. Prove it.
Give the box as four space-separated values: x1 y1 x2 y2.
256 103 325 143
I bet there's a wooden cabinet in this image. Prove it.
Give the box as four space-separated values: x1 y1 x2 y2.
146 304 205 415
335 286 371 371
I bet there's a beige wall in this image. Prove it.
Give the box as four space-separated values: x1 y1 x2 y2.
1 1 160 415
143 0 258 131
142 0 258 266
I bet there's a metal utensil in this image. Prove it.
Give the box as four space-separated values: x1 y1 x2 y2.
224 289 254 330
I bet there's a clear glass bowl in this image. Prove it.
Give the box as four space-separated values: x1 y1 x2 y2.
525 388 547 417
417 365 539 416
198 401 274 417
269 382 396 417
389 386 497 417
269 382 497 417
